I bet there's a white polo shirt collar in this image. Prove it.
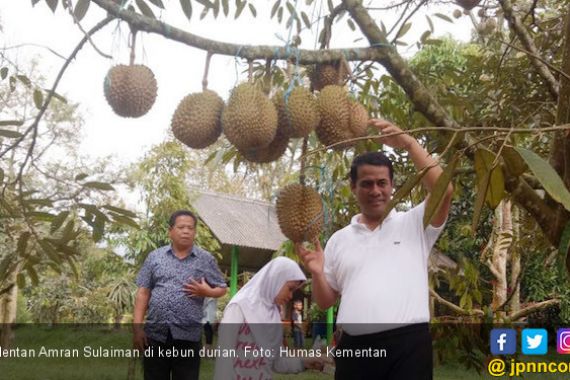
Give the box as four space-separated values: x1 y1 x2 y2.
349 209 397 231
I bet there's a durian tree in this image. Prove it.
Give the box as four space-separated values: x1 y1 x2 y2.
12 1 570 305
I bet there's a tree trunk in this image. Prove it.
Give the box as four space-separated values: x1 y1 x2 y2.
0 270 19 349
547 4 570 243
114 313 123 330
509 205 521 316
490 200 513 319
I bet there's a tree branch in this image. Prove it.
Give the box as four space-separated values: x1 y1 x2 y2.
509 299 560 321
91 0 390 64
429 288 484 317
499 0 558 100
342 0 560 247
0 17 114 162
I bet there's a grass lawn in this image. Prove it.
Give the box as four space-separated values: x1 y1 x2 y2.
0 326 568 379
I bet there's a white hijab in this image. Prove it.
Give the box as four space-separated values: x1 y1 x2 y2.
227 256 306 351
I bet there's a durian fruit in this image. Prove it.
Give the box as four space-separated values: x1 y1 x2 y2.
316 85 369 150
239 121 289 163
222 83 277 151
276 183 324 242
273 88 320 138
455 0 480 11
309 62 346 91
171 90 224 149
104 64 157 118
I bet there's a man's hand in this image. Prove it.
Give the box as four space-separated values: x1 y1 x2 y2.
295 239 324 276
369 118 415 150
133 326 147 352
183 278 214 298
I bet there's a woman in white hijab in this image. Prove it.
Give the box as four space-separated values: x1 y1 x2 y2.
213 257 323 380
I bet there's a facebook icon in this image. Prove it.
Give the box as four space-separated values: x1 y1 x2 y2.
491 329 517 355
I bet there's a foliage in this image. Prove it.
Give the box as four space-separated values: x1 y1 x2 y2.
0 59 139 298
22 244 134 324
118 140 223 266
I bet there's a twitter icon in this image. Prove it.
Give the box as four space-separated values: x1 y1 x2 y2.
522 328 548 355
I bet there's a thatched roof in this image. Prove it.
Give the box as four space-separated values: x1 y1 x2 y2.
192 191 286 272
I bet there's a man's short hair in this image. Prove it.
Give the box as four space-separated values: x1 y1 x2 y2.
350 152 394 184
168 210 198 228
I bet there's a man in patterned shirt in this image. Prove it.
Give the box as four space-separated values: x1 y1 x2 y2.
133 210 227 380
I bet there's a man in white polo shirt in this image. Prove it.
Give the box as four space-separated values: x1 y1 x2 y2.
296 119 453 379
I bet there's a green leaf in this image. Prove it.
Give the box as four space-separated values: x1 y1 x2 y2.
270 0 281 19
420 30 431 43
0 129 23 138
74 0 90 21
67 257 79 279
17 273 26 289
248 3 256 17
347 18 355 31
1 67 8 80
26 211 56 221
33 88 44 109
45 0 58 13
74 173 89 181
16 75 32 88
112 214 140 229
286 1 295 15
147 0 165 8
0 255 12 279
17 232 31 257
426 15 434 32
515 147 570 212
327 0 333 13
501 146 526 176
26 198 53 207
222 0 229 16
301 11 311 29
195 0 211 7
434 13 453 23
61 220 76 242
474 148 505 209
0 120 24 127
277 7 283 23
92 215 105 242
396 22 412 39
39 239 61 263
136 0 156 18
213 0 220 17
26 265 39 286
384 166 430 220
50 90 68 103
83 181 115 191
423 153 458 228
559 221 570 257
200 6 209 19
235 0 246 18
180 0 193 20
51 211 70 233
102 204 137 218
9 76 16 91
471 169 490 235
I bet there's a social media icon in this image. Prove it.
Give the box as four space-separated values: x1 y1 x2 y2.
557 328 570 354
490 329 516 355
522 329 548 355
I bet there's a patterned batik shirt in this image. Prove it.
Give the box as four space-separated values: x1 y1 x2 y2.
136 244 227 342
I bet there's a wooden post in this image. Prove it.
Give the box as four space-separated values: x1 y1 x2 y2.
230 245 239 297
